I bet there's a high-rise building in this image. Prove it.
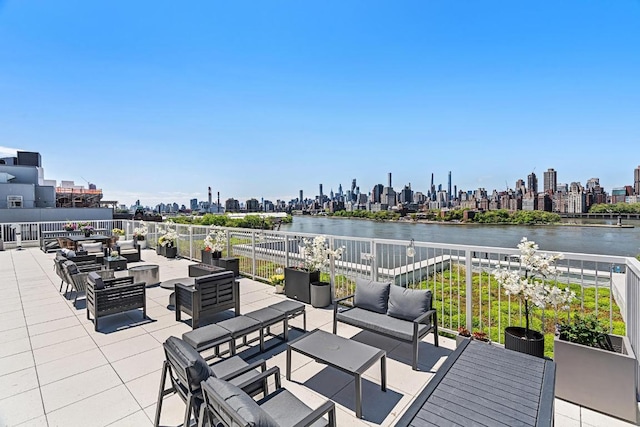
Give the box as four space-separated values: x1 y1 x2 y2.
299 190 303 203
319 184 323 202
190 198 198 211
388 173 392 188
543 168 557 193
351 179 357 201
447 171 452 202
371 184 384 203
634 165 640 195
527 172 538 194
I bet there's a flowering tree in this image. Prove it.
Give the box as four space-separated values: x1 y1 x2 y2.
300 236 344 272
493 237 575 337
158 227 177 247
203 228 226 253
133 223 148 241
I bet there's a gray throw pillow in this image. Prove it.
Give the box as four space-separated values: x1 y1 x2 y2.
203 377 278 427
163 337 211 391
87 272 105 290
354 278 391 314
387 285 433 321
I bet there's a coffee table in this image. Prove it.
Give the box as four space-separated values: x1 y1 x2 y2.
286 329 386 419
104 256 127 271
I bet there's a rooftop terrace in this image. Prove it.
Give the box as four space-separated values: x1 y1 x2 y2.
1 247 637 426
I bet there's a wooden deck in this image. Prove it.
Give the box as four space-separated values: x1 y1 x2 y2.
395 339 556 427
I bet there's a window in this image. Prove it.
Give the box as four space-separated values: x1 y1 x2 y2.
7 195 23 208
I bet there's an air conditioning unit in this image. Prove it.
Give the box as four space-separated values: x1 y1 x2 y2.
7 195 23 208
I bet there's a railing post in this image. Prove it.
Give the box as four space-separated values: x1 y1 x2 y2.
189 225 193 261
465 249 473 333
329 236 336 301
284 235 289 268
371 239 378 281
251 231 257 280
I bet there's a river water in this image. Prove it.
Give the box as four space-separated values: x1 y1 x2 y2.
280 216 640 257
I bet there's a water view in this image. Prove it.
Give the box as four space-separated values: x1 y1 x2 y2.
282 216 640 257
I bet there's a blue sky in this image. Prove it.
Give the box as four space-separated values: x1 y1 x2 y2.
1 1 639 207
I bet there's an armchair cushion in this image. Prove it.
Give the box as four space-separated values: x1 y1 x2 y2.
81 242 103 253
118 239 135 250
164 336 211 391
204 377 278 427
87 271 105 289
387 286 432 321
353 278 391 314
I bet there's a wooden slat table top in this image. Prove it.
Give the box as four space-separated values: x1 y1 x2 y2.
394 339 556 427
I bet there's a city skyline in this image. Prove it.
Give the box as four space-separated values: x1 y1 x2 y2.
1 1 639 206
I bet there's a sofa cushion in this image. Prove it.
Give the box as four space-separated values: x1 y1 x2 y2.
203 377 278 426
87 271 105 290
387 286 432 321
336 307 432 342
118 239 135 250
163 337 211 392
81 242 103 253
353 278 391 314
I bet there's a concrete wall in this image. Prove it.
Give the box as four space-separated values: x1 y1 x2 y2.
0 207 112 223
0 183 36 208
0 165 39 184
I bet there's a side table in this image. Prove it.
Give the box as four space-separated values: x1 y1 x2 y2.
104 256 128 271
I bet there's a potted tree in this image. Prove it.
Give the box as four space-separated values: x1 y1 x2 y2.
554 314 638 424
284 236 344 304
133 223 148 249
493 237 574 358
157 227 178 258
202 228 225 265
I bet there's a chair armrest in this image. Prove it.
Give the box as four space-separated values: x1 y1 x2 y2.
96 281 146 293
335 294 355 304
217 359 267 381
294 399 336 427
234 366 281 391
413 309 437 325
175 282 197 293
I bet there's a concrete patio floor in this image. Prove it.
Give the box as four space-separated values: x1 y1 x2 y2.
0 248 635 427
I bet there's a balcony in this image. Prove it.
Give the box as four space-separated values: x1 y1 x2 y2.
0 219 639 426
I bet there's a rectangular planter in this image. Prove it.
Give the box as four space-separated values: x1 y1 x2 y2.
554 334 639 424
284 268 319 304
157 245 177 258
201 249 222 266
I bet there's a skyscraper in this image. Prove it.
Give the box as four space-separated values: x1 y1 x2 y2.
447 171 452 202
388 173 392 188
319 184 323 203
527 172 538 194
634 165 640 195
299 190 303 203
543 168 557 193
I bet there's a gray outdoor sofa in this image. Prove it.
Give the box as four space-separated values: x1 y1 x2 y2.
333 278 438 370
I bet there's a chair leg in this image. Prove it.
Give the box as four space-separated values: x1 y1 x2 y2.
183 393 195 427
154 361 170 427
412 338 419 371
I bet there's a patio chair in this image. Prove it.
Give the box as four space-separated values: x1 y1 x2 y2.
61 260 113 307
154 336 269 427
86 272 146 331
198 367 336 427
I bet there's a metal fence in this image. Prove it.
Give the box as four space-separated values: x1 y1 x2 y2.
2 218 639 392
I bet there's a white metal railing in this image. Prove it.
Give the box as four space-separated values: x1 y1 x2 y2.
2 218 639 392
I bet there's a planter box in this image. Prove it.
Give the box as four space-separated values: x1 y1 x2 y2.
554 334 639 424
284 268 319 304
157 245 177 258
201 249 222 266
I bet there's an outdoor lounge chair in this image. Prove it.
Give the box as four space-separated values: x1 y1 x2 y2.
61 260 113 307
154 336 269 427
198 366 337 427
86 272 146 331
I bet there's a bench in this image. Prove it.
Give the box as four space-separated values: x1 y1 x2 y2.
333 278 438 370
175 270 239 329
395 339 556 427
87 272 147 331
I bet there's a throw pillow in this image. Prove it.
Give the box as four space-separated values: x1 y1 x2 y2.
118 240 135 250
387 285 433 321
202 377 278 427
353 278 391 314
87 272 105 290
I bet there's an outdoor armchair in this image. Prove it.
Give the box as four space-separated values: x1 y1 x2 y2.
155 336 269 427
61 260 112 307
198 366 336 427
86 272 146 331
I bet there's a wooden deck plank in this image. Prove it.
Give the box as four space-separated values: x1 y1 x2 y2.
418 401 495 427
446 371 539 410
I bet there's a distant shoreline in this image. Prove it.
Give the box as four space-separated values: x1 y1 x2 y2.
300 215 635 229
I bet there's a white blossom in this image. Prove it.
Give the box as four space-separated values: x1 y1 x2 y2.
300 236 345 272
203 228 226 252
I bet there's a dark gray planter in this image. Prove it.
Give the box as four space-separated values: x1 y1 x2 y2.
504 326 545 358
201 249 221 265
554 334 639 424
284 268 319 304
158 245 177 258
310 281 331 308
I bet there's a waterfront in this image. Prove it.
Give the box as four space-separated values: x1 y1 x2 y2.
281 216 640 257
